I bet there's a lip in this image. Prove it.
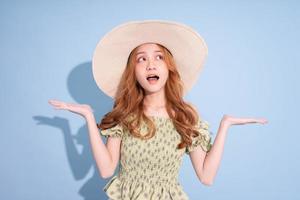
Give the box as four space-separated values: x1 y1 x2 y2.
147 79 159 85
146 73 159 78
146 74 160 80
146 74 160 85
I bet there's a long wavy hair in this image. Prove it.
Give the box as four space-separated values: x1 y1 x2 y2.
97 43 202 150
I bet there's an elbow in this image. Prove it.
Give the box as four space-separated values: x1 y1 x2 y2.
100 173 110 179
99 162 116 179
201 177 214 186
202 180 213 186
99 170 114 179
100 172 113 179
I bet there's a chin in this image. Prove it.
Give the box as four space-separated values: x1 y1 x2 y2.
144 87 164 94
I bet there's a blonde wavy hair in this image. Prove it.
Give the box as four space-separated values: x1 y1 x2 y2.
97 43 202 150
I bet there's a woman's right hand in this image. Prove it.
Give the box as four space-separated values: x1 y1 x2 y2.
48 99 94 118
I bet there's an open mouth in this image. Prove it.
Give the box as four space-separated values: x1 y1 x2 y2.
146 75 159 81
146 75 160 84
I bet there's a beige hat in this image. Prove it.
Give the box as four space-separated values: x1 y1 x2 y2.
92 20 208 99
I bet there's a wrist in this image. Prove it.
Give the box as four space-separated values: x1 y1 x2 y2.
84 111 95 121
220 118 230 129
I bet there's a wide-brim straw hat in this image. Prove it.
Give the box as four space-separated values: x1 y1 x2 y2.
92 20 208 99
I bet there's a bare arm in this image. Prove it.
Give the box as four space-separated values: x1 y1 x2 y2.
190 115 268 186
85 113 121 178
48 99 121 178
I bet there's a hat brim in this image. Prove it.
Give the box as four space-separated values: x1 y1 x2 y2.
92 20 208 99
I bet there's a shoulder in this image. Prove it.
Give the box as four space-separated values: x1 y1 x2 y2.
100 123 124 138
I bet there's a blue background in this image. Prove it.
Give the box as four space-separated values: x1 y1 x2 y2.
1 0 299 199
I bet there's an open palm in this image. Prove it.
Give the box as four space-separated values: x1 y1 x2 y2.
48 99 93 118
222 114 268 127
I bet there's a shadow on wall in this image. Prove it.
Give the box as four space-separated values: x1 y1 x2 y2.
33 62 115 200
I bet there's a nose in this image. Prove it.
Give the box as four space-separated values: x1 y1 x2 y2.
146 59 156 71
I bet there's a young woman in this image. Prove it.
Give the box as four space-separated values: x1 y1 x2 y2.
49 20 268 200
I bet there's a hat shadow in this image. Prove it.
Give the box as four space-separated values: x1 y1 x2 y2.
33 61 116 200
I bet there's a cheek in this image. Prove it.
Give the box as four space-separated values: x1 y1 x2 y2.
134 67 145 83
161 67 169 80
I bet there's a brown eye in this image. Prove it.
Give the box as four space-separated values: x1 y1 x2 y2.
156 55 164 60
137 57 146 63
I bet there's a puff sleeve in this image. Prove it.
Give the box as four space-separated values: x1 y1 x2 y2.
185 119 213 154
100 123 124 138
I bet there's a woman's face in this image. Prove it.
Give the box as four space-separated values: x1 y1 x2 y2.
134 43 169 95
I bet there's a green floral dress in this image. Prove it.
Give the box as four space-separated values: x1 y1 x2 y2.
100 116 213 200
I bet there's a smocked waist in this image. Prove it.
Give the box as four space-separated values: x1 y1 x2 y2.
118 169 179 186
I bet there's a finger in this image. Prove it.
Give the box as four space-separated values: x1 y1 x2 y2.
250 119 268 124
49 99 62 104
52 102 67 110
53 107 63 110
67 102 77 106
49 100 63 106
52 104 64 110
260 119 268 124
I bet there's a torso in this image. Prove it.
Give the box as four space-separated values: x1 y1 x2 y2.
144 108 175 119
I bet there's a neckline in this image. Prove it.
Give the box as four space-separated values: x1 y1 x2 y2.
147 115 172 120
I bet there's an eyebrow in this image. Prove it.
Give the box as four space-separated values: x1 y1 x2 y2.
136 50 162 56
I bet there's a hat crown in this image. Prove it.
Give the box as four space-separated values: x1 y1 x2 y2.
92 20 208 99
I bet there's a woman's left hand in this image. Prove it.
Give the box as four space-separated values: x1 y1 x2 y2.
221 114 268 127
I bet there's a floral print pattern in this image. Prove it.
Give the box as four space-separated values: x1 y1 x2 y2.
100 116 213 200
